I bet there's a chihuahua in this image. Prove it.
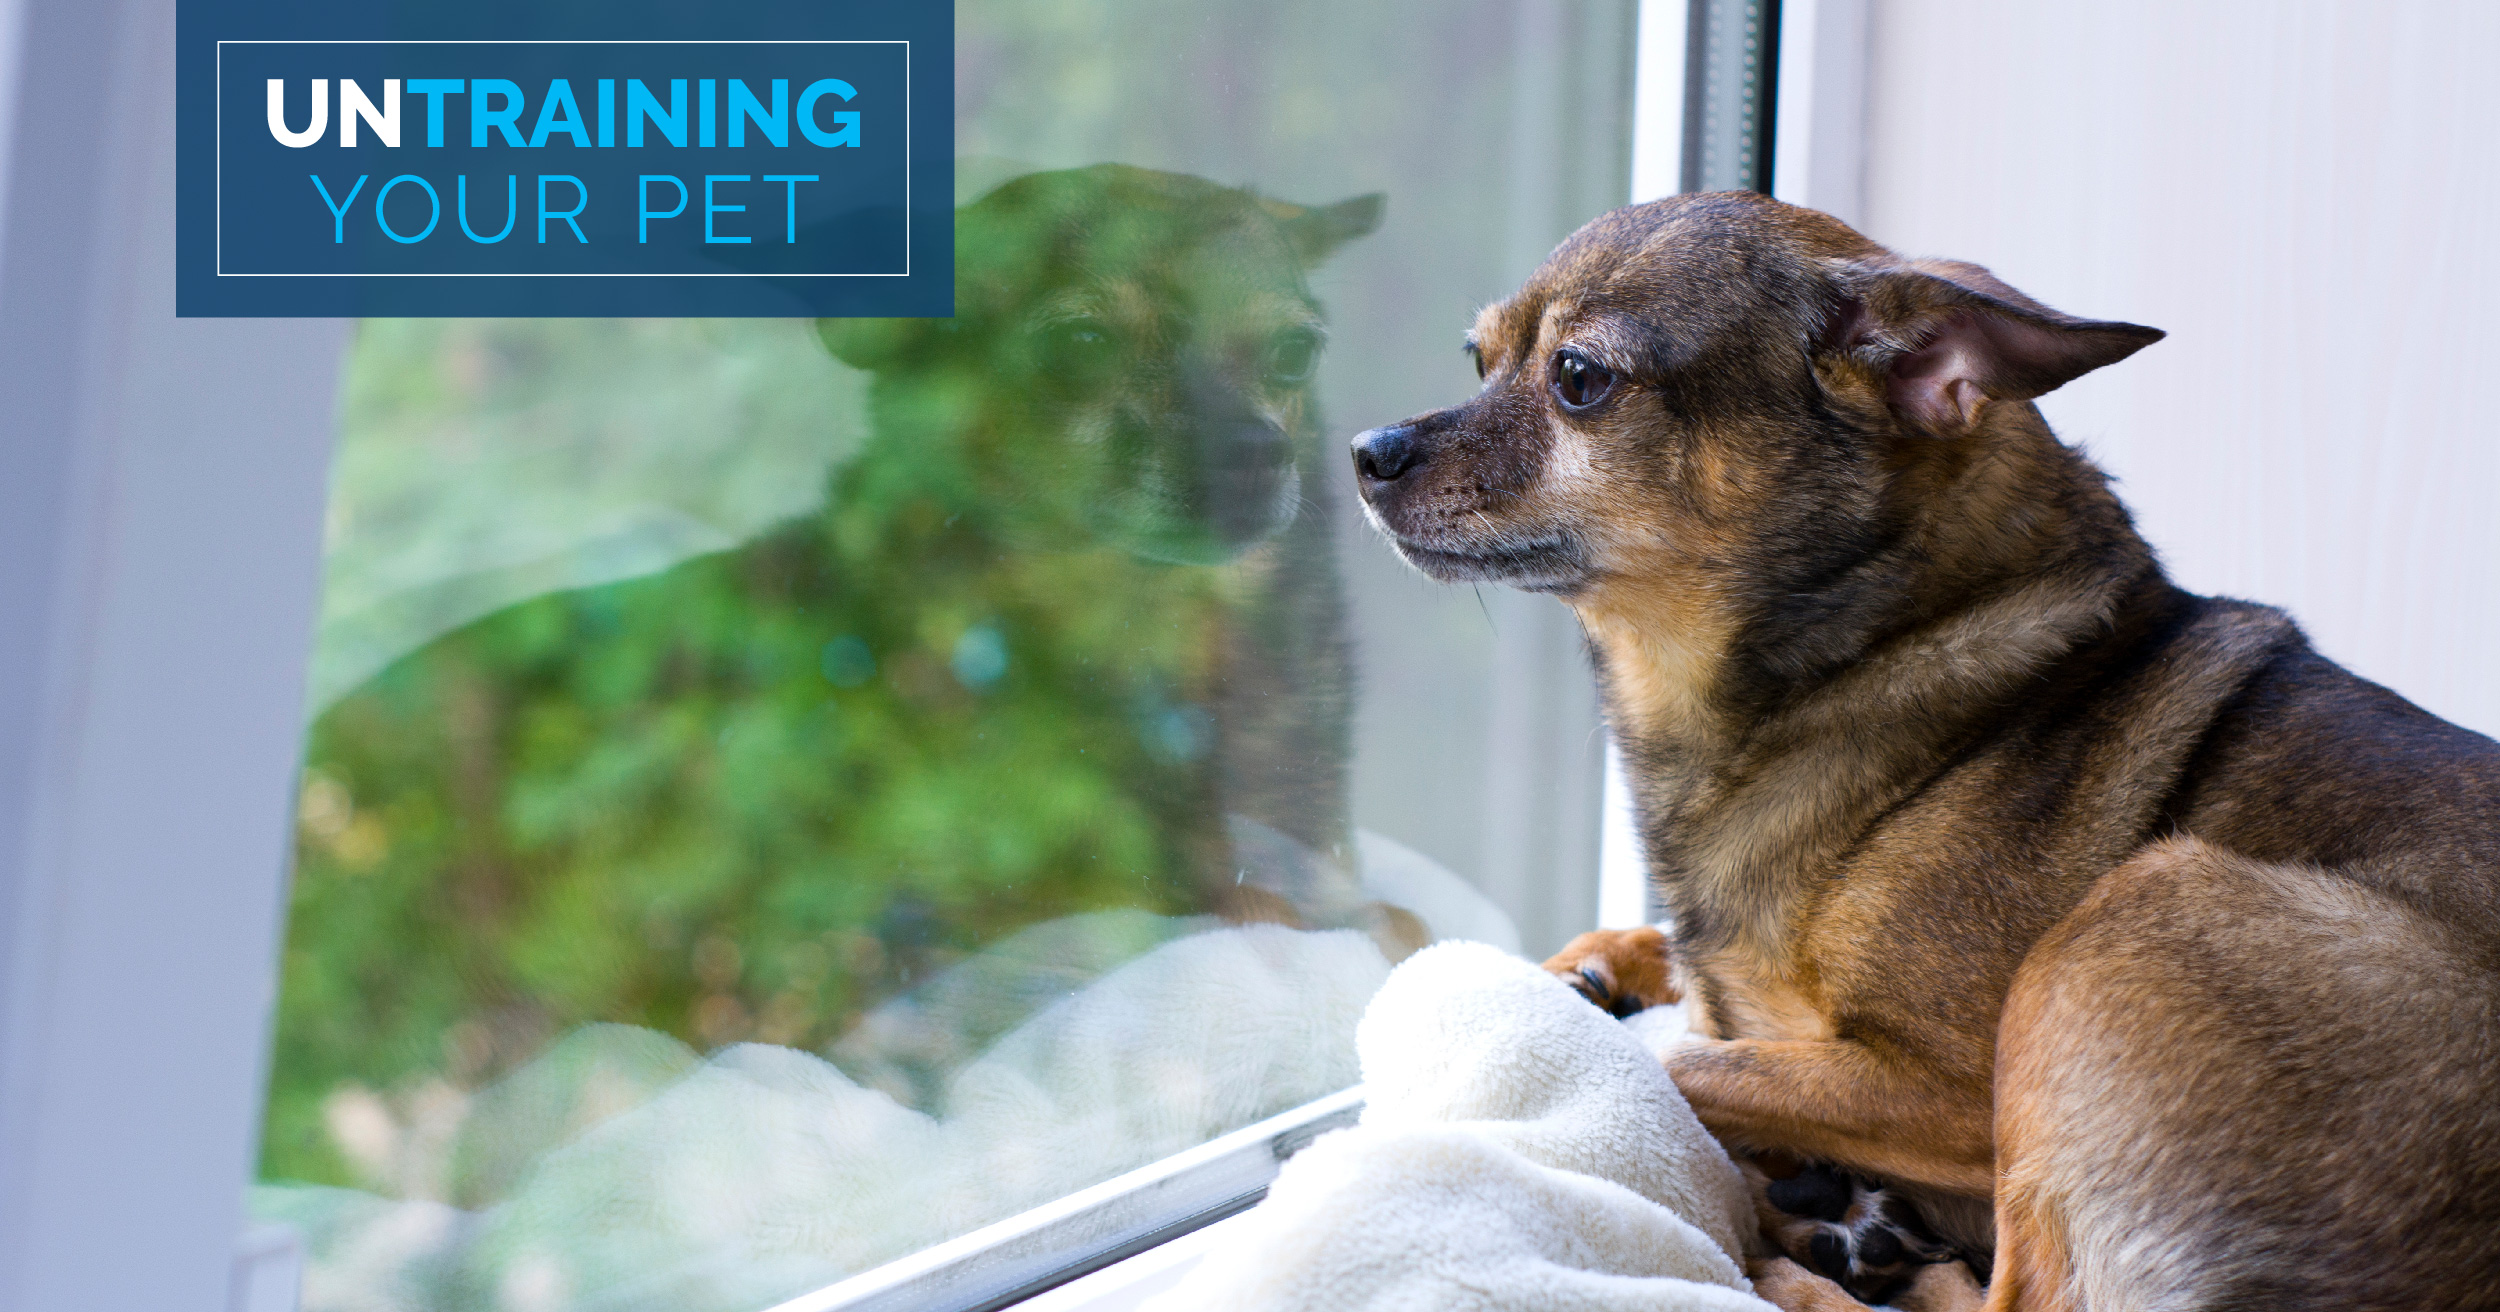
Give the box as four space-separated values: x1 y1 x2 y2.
1353 191 2500 1311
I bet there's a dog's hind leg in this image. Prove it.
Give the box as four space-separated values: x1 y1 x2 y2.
1989 837 2500 1311
1967 1175 2076 1312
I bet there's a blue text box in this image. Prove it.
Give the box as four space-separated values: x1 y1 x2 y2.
179 3 952 316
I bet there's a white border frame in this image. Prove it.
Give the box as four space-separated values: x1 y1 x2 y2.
216 39 912 277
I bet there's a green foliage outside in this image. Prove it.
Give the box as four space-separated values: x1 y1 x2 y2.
270 521 1231 1194
262 169 1364 1200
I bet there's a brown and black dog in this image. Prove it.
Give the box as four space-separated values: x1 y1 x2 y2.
1351 191 2500 1311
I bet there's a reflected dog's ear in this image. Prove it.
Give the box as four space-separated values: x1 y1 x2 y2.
1820 257 2163 437
818 317 935 371
1260 192 1387 266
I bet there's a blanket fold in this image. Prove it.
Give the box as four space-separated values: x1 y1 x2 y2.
1146 941 1775 1312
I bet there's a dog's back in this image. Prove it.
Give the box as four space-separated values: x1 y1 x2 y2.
2173 624 2500 924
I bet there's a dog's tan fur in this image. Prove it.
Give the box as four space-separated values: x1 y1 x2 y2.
1355 192 2500 1310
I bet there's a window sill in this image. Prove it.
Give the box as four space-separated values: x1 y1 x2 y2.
767 1088 1364 1312
1009 1208 1260 1312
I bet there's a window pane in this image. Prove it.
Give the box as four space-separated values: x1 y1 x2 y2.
253 5 1630 1309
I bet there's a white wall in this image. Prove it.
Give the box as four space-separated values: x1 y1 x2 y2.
1860 0 2500 740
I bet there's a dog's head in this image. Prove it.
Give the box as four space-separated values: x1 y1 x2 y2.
1352 191 2161 709
826 164 1382 564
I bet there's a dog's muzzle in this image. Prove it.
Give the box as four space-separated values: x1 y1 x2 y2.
1350 420 1588 594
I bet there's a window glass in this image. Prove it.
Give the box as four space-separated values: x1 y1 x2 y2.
253 5 1630 1308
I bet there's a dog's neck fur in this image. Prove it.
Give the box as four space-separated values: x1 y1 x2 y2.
1575 401 2163 975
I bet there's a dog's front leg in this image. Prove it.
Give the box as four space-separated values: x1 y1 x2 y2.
1667 1038 1994 1196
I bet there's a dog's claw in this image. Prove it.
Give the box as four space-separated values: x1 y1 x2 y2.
1566 964 1650 1018
1573 966 1613 1008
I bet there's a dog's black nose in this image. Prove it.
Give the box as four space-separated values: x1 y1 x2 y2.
1352 424 1421 483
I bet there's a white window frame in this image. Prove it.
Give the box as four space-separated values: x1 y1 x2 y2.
0 1 1874 1308
0 3 347 1311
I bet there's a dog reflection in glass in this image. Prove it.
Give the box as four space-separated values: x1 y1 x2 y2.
278 166 1398 1158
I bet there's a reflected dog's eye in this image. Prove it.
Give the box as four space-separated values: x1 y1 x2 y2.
1037 318 1116 378
1265 327 1322 386
1551 349 1615 410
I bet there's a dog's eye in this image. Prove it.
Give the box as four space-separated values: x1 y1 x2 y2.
1036 318 1115 375
1551 350 1615 410
1464 341 1487 381
1265 327 1322 385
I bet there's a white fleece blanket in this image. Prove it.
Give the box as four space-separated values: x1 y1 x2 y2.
1145 941 1775 1312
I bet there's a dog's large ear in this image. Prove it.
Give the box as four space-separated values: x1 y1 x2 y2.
1823 258 2163 435
818 316 934 372
1259 193 1386 266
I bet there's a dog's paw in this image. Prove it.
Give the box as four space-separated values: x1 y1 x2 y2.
1756 1162 1956 1305
1541 926 1678 1017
